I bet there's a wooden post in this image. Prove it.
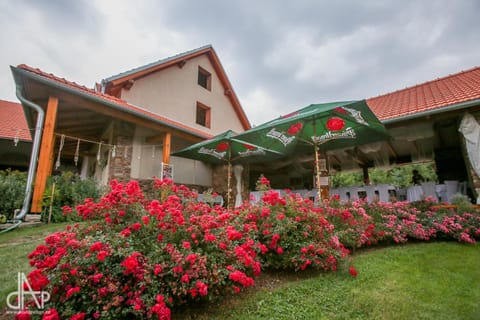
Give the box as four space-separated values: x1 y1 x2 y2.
47 182 56 224
362 166 370 185
162 131 171 164
31 96 58 213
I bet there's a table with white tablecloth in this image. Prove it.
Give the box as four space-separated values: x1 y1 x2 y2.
407 185 424 202
435 184 447 202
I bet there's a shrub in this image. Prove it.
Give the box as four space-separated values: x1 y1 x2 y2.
27 179 264 319
0 169 26 220
22 178 480 319
41 172 101 223
240 190 349 271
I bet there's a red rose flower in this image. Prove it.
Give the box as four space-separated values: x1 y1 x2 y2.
243 144 255 150
14 310 31 320
216 142 229 151
349 266 358 277
181 274 190 283
70 313 86 320
66 286 81 299
287 122 303 135
42 308 60 320
96 250 108 262
26 269 49 290
326 117 345 131
196 281 208 296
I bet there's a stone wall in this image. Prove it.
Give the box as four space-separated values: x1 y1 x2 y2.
108 122 135 182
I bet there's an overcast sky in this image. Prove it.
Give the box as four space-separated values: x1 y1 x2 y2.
1 0 479 125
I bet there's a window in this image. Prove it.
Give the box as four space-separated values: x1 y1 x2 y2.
197 67 211 90
196 102 211 128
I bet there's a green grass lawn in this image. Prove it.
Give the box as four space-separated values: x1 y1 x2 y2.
1 225 479 320
0 222 71 310
177 242 480 320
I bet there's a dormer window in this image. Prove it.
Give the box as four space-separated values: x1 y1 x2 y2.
196 102 211 128
198 67 211 91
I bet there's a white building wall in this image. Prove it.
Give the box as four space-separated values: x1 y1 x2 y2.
120 55 245 135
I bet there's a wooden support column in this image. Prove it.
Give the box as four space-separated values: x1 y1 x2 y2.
31 96 58 213
362 166 370 185
162 132 171 164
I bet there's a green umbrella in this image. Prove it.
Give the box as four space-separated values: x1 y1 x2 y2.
172 130 285 207
233 100 390 201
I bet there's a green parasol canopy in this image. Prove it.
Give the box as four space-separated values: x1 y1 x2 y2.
172 130 285 165
233 100 390 200
172 130 285 207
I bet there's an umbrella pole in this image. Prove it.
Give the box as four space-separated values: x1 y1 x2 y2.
314 143 322 203
227 162 232 209
313 120 322 204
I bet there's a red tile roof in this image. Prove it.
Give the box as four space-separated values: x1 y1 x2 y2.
367 66 480 121
15 64 213 139
0 99 31 141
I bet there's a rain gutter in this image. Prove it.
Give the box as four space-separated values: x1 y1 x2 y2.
12 67 210 140
381 99 480 124
13 85 45 221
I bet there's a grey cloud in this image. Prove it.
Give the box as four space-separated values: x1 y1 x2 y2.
0 0 479 124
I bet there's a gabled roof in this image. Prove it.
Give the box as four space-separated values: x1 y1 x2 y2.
13 64 214 140
367 66 480 122
101 45 251 130
103 45 214 84
0 99 31 141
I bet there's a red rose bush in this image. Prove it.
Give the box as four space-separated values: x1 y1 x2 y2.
22 178 480 319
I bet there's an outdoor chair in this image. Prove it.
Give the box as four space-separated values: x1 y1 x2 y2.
363 185 377 203
348 187 362 201
336 187 350 202
213 195 224 206
377 184 392 203
197 194 224 207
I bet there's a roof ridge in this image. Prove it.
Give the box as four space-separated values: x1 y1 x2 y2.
369 66 480 100
102 44 213 84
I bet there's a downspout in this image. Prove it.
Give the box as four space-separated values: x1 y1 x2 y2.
14 85 45 221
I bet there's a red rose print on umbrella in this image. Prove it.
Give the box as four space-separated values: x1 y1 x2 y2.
287 122 303 135
334 107 348 114
326 117 345 131
216 142 229 151
243 144 256 150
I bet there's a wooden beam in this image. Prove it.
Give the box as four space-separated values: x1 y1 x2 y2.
162 131 171 164
146 134 164 143
56 93 207 143
31 96 58 213
123 79 135 90
386 142 398 158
